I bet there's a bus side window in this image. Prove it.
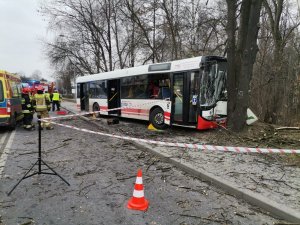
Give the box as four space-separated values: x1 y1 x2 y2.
161 87 171 99
149 81 159 98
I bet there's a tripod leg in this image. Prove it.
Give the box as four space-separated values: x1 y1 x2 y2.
7 161 38 196
41 160 70 186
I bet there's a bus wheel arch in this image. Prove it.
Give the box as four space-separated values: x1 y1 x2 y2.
92 103 100 117
149 106 168 130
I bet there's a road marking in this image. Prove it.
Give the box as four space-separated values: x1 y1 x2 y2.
0 132 8 145
0 132 9 156
0 130 16 177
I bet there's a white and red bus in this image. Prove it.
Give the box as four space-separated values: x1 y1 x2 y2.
76 56 227 130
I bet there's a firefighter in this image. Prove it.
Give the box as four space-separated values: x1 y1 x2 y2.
52 89 61 111
21 87 34 130
32 85 54 130
44 91 51 111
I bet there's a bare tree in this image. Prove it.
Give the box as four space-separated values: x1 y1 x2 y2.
261 0 300 123
250 0 300 125
31 70 43 80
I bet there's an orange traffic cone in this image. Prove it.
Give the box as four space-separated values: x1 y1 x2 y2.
127 169 149 211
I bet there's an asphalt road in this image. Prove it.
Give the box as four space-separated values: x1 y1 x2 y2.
0 114 282 225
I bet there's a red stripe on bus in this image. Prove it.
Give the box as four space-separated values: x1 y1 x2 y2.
122 108 149 114
122 112 148 116
164 112 171 117
164 112 170 120
197 115 218 130
100 106 108 110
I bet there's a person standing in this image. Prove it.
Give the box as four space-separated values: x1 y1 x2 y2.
21 87 34 130
52 89 61 111
44 91 52 111
32 85 53 130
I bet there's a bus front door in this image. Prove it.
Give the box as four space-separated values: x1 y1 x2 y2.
107 79 120 115
172 72 199 127
80 83 89 111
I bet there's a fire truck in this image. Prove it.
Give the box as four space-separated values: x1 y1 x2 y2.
22 79 55 95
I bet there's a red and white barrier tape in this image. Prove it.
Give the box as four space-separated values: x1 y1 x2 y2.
45 120 300 154
45 100 163 121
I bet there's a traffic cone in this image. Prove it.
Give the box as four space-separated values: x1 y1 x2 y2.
127 169 149 211
147 123 157 131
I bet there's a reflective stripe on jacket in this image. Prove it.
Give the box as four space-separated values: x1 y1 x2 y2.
34 94 48 111
22 94 33 112
22 110 31 114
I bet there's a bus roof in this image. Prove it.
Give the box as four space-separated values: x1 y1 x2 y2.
76 56 207 83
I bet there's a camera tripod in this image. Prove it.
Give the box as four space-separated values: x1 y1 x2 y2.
7 117 70 196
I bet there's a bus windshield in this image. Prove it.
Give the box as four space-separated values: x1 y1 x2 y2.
0 80 3 102
199 61 227 109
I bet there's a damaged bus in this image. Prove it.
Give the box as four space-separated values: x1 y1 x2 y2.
76 56 227 130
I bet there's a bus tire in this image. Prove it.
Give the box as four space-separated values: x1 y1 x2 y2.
150 107 167 130
92 103 100 117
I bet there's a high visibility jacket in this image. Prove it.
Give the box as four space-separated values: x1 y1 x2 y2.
52 92 61 101
33 94 50 112
21 94 33 114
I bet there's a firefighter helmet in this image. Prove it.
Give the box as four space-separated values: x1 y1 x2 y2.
22 87 30 94
35 85 44 91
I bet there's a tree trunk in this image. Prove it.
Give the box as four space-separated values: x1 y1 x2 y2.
226 0 263 132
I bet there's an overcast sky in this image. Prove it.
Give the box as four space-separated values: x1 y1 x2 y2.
0 0 53 80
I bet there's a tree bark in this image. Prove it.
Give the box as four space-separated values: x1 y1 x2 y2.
226 0 263 132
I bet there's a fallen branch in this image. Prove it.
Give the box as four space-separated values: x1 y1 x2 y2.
273 223 300 225
275 127 300 130
179 214 224 223
260 176 300 191
62 138 73 142
45 143 69 153
116 175 136 181
79 181 96 195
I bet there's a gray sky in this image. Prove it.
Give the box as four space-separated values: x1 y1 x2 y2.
0 0 53 80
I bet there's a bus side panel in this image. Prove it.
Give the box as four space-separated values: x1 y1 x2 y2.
90 99 109 115
120 99 171 124
162 100 171 125
121 99 150 120
197 115 218 130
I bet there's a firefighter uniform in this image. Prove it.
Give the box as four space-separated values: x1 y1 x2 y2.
21 88 34 130
32 87 54 130
44 91 51 111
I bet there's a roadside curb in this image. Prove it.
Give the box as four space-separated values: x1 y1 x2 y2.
61 105 300 223
135 142 300 223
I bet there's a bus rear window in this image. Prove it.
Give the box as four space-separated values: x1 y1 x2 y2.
0 80 4 102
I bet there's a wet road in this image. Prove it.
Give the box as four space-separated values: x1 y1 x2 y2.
0 116 281 224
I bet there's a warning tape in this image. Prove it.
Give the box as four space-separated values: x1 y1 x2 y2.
44 120 300 154
44 100 164 121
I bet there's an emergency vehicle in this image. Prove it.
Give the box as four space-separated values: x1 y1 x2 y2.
0 70 23 129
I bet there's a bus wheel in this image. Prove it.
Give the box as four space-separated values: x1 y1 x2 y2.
150 108 167 130
92 103 100 117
